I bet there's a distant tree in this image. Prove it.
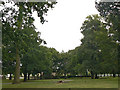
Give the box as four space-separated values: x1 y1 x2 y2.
20 30 41 81
21 46 60 80
67 47 81 76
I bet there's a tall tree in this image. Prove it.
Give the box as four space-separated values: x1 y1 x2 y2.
95 0 119 75
1 0 56 84
80 14 117 78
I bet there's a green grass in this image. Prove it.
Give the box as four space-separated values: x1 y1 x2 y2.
2 77 118 88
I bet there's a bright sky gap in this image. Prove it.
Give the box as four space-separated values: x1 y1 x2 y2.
33 0 99 52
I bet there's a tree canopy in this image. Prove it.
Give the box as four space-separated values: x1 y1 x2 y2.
1 0 119 82
1 0 57 83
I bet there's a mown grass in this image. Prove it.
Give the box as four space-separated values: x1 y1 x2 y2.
2 77 118 88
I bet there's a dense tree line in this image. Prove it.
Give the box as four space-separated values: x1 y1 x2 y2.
50 1 119 79
62 1 119 79
1 0 119 84
66 14 118 79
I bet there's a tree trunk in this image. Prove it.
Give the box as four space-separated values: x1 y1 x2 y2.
104 73 105 77
28 73 30 80
13 46 20 84
24 73 27 82
9 73 12 80
95 73 99 79
113 69 116 77
37 74 39 80
91 71 94 79
64 73 67 79
113 73 116 77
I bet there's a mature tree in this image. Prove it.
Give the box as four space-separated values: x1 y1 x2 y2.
1 0 56 84
80 14 117 78
20 29 42 81
80 15 102 78
95 0 119 76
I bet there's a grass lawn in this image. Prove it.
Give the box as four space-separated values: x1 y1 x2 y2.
2 77 118 88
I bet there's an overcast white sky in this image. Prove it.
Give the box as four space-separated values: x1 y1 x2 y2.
33 0 99 52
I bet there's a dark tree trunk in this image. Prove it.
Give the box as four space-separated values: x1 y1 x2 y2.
95 73 99 79
37 74 39 80
24 73 27 82
113 69 116 77
113 73 116 77
91 71 94 79
9 73 12 80
28 73 30 80
104 73 105 77
64 73 67 79
13 46 20 84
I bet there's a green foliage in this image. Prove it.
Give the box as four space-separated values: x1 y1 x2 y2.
1 0 119 81
1 0 57 83
80 14 118 76
95 0 119 74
